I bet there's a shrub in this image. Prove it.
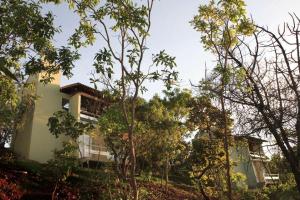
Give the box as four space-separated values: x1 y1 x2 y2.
46 142 80 182
0 178 23 200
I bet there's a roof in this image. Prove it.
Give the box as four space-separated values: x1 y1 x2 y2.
234 135 267 143
60 83 104 98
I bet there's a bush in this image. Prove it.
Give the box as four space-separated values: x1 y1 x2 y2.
264 183 300 200
0 147 16 162
238 189 269 200
14 160 44 175
46 142 80 182
0 178 23 200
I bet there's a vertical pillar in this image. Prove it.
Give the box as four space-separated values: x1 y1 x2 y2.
69 93 81 121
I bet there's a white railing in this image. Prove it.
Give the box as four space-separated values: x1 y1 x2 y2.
83 144 109 156
264 173 280 184
78 135 112 160
249 151 268 160
80 113 98 122
81 144 112 160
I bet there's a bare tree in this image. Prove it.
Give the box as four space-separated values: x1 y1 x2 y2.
206 14 300 192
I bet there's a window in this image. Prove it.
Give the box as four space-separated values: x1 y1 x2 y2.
62 98 70 111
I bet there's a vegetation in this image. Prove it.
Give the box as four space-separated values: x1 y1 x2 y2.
0 0 79 82
0 0 79 151
47 1 179 198
1 0 300 199
191 0 254 199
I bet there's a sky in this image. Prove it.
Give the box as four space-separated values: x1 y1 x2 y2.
43 0 300 99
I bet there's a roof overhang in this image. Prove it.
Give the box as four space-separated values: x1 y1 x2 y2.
234 135 267 143
60 83 104 98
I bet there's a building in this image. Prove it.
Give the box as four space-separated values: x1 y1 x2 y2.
12 72 111 163
231 136 280 188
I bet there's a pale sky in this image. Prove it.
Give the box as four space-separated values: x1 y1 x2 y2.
43 0 300 99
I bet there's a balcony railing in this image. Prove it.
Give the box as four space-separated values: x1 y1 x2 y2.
264 173 280 184
80 112 98 122
81 144 109 156
80 144 112 160
249 151 269 160
78 135 112 161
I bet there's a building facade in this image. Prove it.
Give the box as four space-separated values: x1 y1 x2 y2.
231 136 280 188
12 73 111 163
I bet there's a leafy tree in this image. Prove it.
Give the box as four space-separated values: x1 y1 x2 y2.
0 0 79 83
98 103 132 180
0 0 79 150
0 75 35 148
48 111 94 158
188 96 229 139
188 95 233 199
191 0 254 198
136 89 191 190
0 76 20 147
47 111 94 198
44 0 178 198
190 134 226 200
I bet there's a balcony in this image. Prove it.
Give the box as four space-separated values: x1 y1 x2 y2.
264 173 280 184
78 135 112 162
81 144 111 158
249 151 269 160
80 113 98 122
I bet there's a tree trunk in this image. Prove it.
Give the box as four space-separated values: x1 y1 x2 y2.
292 170 300 193
221 50 232 200
199 182 210 200
221 95 232 200
165 155 169 193
128 129 138 200
121 156 128 180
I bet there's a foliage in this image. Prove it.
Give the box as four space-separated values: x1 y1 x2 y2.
0 76 19 147
0 0 79 83
192 1 254 199
200 12 300 192
98 89 192 194
188 95 233 137
48 110 94 140
47 142 80 182
253 181 300 200
47 111 94 182
189 134 227 198
191 0 254 51
237 189 268 200
46 1 179 198
98 103 131 179
136 89 191 182
0 0 78 155
0 75 35 148
187 95 236 199
0 178 23 200
268 154 297 185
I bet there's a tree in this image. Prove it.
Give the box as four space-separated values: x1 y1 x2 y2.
136 89 191 191
190 134 227 200
48 110 94 159
0 76 19 147
0 0 79 150
45 0 178 198
208 14 300 192
191 0 254 199
98 101 138 180
0 76 32 148
0 0 79 83
47 111 94 198
99 90 191 193
188 95 233 200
